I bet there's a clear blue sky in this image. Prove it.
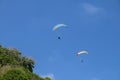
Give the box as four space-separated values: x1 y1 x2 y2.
0 0 120 80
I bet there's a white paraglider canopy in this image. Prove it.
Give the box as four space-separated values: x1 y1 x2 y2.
52 24 67 31
76 50 88 56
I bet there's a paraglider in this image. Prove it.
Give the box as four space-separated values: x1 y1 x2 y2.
53 24 67 39
53 24 67 31
76 50 88 56
76 50 88 63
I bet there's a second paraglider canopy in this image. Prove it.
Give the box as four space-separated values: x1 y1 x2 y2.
75 50 88 63
76 50 88 56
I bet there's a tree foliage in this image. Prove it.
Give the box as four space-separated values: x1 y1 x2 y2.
0 68 31 80
0 45 51 80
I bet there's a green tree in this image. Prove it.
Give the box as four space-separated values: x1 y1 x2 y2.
1 68 31 80
21 57 34 72
0 45 51 80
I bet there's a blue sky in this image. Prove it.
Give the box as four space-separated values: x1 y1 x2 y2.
0 0 120 80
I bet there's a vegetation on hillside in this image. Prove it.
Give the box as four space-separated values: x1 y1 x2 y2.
0 45 51 80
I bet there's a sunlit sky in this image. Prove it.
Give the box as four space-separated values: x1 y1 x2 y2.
0 0 120 80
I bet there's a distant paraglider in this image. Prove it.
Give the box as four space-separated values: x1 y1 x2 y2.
76 50 88 56
53 24 67 39
53 24 67 31
76 50 88 63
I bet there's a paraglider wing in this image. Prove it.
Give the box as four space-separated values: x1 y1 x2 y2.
76 50 88 56
53 24 67 31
